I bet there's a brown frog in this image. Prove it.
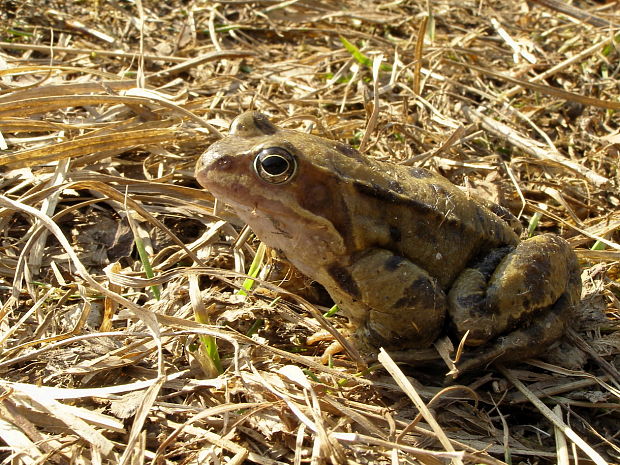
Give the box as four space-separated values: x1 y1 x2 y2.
196 111 582 374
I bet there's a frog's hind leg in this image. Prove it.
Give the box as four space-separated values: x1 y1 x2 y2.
452 291 577 376
448 233 581 376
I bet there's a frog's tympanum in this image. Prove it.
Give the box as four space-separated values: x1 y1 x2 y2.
196 112 582 374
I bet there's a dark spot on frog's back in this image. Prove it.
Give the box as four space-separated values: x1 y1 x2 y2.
327 264 361 298
409 167 433 179
388 179 404 194
353 180 436 217
335 142 362 159
389 225 401 243
353 181 400 204
522 259 552 302
253 113 277 135
454 293 484 313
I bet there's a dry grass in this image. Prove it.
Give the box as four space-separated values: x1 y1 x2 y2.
1 0 619 464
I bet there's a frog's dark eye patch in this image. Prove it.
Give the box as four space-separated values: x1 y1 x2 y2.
253 147 297 184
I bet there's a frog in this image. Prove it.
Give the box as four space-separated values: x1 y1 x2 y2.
195 111 582 374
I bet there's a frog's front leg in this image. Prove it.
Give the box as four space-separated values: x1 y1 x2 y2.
447 234 581 372
327 248 446 350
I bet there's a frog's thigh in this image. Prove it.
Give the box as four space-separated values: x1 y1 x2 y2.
448 234 581 344
346 249 446 348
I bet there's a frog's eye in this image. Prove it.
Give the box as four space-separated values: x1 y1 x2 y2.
253 147 297 184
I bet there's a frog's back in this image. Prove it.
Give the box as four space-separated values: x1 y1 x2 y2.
324 154 521 287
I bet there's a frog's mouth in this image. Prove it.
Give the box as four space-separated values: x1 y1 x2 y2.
200 174 346 265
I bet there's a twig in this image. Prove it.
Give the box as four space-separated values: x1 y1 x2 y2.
460 104 610 187
553 405 570 465
359 54 382 152
528 0 620 28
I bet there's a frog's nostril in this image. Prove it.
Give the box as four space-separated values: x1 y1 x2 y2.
213 155 233 170
196 148 236 189
198 146 233 170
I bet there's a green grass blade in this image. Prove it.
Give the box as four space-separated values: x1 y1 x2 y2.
238 242 267 296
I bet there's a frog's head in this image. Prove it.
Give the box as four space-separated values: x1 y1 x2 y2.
196 112 298 192
196 111 364 268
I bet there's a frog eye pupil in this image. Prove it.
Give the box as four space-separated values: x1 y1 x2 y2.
253 147 297 184
261 155 289 175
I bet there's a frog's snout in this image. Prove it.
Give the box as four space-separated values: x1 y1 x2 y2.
195 144 231 189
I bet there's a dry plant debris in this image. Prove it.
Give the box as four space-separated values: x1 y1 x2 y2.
0 0 619 464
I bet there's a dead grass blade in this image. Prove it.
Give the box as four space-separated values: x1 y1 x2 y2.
449 59 620 111
0 64 120 80
461 105 610 187
118 376 166 465
0 41 187 63
9 383 115 456
0 80 136 103
148 49 256 79
500 35 620 100
152 402 265 458
378 349 464 465
0 416 48 464
498 365 608 465
2 126 175 166
528 0 620 28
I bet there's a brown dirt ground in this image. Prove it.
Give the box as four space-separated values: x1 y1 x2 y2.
0 0 619 464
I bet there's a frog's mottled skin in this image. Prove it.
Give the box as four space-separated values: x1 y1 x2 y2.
196 112 581 373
